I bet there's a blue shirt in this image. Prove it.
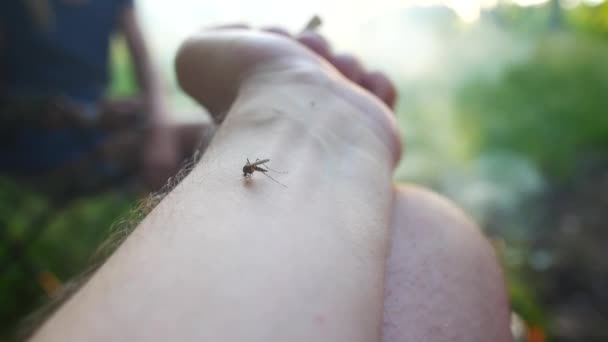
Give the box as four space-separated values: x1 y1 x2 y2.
1 0 133 103
0 0 133 175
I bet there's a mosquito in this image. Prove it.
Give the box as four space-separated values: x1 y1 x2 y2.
242 158 287 187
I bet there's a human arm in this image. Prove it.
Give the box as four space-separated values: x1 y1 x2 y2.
118 4 180 188
118 5 166 124
31 29 401 341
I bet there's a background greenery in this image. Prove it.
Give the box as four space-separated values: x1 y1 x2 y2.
2 1 608 341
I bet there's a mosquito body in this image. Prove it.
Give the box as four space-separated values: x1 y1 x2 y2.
242 158 286 187
242 158 271 177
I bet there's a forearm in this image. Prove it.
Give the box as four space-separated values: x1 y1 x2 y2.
32 72 396 341
133 49 165 122
121 7 166 123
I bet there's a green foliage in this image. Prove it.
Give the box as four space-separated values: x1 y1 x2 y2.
567 1 608 37
509 274 545 325
493 0 558 33
0 32 139 340
457 32 608 177
107 35 138 98
0 178 133 340
454 4 608 337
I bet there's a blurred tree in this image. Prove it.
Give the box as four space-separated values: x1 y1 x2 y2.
457 32 608 178
548 0 563 29
492 0 556 33
457 5 608 339
568 0 608 37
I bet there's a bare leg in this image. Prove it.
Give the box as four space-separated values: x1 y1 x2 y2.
382 184 512 342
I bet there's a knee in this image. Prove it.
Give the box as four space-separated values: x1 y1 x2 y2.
388 184 502 279
383 184 512 342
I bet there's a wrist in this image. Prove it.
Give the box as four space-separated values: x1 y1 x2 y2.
188 76 398 199
220 69 401 168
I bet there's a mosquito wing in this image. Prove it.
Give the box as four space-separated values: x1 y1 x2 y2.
252 159 271 166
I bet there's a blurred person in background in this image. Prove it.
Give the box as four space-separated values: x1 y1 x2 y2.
0 0 210 194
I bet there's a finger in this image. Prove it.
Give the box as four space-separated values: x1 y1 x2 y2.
296 30 332 61
359 71 397 109
330 54 364 83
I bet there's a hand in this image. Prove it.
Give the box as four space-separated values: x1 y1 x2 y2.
177 26 401 163
141 125 181 190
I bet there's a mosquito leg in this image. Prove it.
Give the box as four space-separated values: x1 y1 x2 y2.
264 164 288 174
261 171 287 187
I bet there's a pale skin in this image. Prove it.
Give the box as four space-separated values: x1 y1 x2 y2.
31 28 512 341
